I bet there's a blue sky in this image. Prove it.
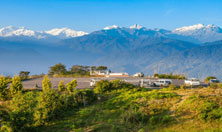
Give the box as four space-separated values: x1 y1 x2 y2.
0 0 222 32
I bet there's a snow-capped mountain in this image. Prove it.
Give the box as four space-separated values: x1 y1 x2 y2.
103 25 120 30
0 26 46 39
0 26 88 39
45 27 88 39
172 24 222 43
1 24 222 43
130 24 144 30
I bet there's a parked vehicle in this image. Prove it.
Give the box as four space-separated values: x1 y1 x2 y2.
139 79 151 87
89 79 100 87
208 79 220 85
184 78 200 86
133 72 144 77
153 79 172 87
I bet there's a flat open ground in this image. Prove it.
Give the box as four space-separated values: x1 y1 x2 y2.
22 77 189 89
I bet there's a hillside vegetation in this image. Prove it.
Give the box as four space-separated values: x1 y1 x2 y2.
1 76 222 131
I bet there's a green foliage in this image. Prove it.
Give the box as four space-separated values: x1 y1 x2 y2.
48 63 67 75
73 89 97 106
19 71 30 80
96 66 108 71
93 80 111 94
179 94 222 122
69 65 90 75
168 84 178 90
205 76 217 83
154 73 186 79
0 75 10 100
42 75 52 91
66 79 77 93
58 80 66 92
34 89 62 126
10 75 23 95
209 83 218 89
1 91 39 131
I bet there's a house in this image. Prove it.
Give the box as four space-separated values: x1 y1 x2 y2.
106 72 129 77
90 70 110 76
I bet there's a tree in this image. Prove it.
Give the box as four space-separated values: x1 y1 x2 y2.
42 76 52 91
96 66 107 71
10 75 23 95
66 79 77 93
205 76 217 83
58 80 66 92
0 75 10 100
34 89 61 126
19 71 30 80
70 65 90 75
48 63 67 75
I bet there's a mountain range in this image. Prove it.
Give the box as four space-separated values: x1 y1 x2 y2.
1 24 222 80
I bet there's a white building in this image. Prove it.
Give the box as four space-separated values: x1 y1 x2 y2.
106 72 129 77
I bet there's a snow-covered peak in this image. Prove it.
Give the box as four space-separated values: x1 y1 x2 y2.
103 25 119 30
0 26 36 37
130 24 144 29
45 27 88 38
173 24 204 32
172 24 222 43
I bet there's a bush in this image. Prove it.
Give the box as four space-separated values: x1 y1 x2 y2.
209 83 218 89
1 91 39 131
42 75 52 91
34 89 62 126
0 75 10 100
168 84 178 90
10 75 23 95
66 79 77 93
58 80 66 92
73 89 97 106
93 80 111 94
122 110 148 124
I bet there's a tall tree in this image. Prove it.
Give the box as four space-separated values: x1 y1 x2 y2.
19 71 30 80
96 66 108 71
48 63 67 75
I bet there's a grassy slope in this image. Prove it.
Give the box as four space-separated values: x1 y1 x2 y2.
2 87 222 132
37 87 222 132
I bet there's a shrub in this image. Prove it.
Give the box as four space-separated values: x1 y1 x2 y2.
168 84 178 90
122 110 148 124
180 85 185 90
209 83 218 89
66 79 77 93
34 89 61 126
42 75 52 91
0 75 10 100
58 80 66 92
10 75 23 95
93 80 111 94
2 91 39 131
73 89 97 106
111 79 136 90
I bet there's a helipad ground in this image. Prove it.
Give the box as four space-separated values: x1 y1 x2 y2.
22 77 188 89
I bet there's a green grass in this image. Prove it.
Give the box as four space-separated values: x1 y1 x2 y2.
39 88 180 132
3 87 222 132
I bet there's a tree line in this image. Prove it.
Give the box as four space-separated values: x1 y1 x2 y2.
48 63 108 77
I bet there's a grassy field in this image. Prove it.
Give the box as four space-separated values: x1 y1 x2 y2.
36 87 222 132
2 80 222 132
